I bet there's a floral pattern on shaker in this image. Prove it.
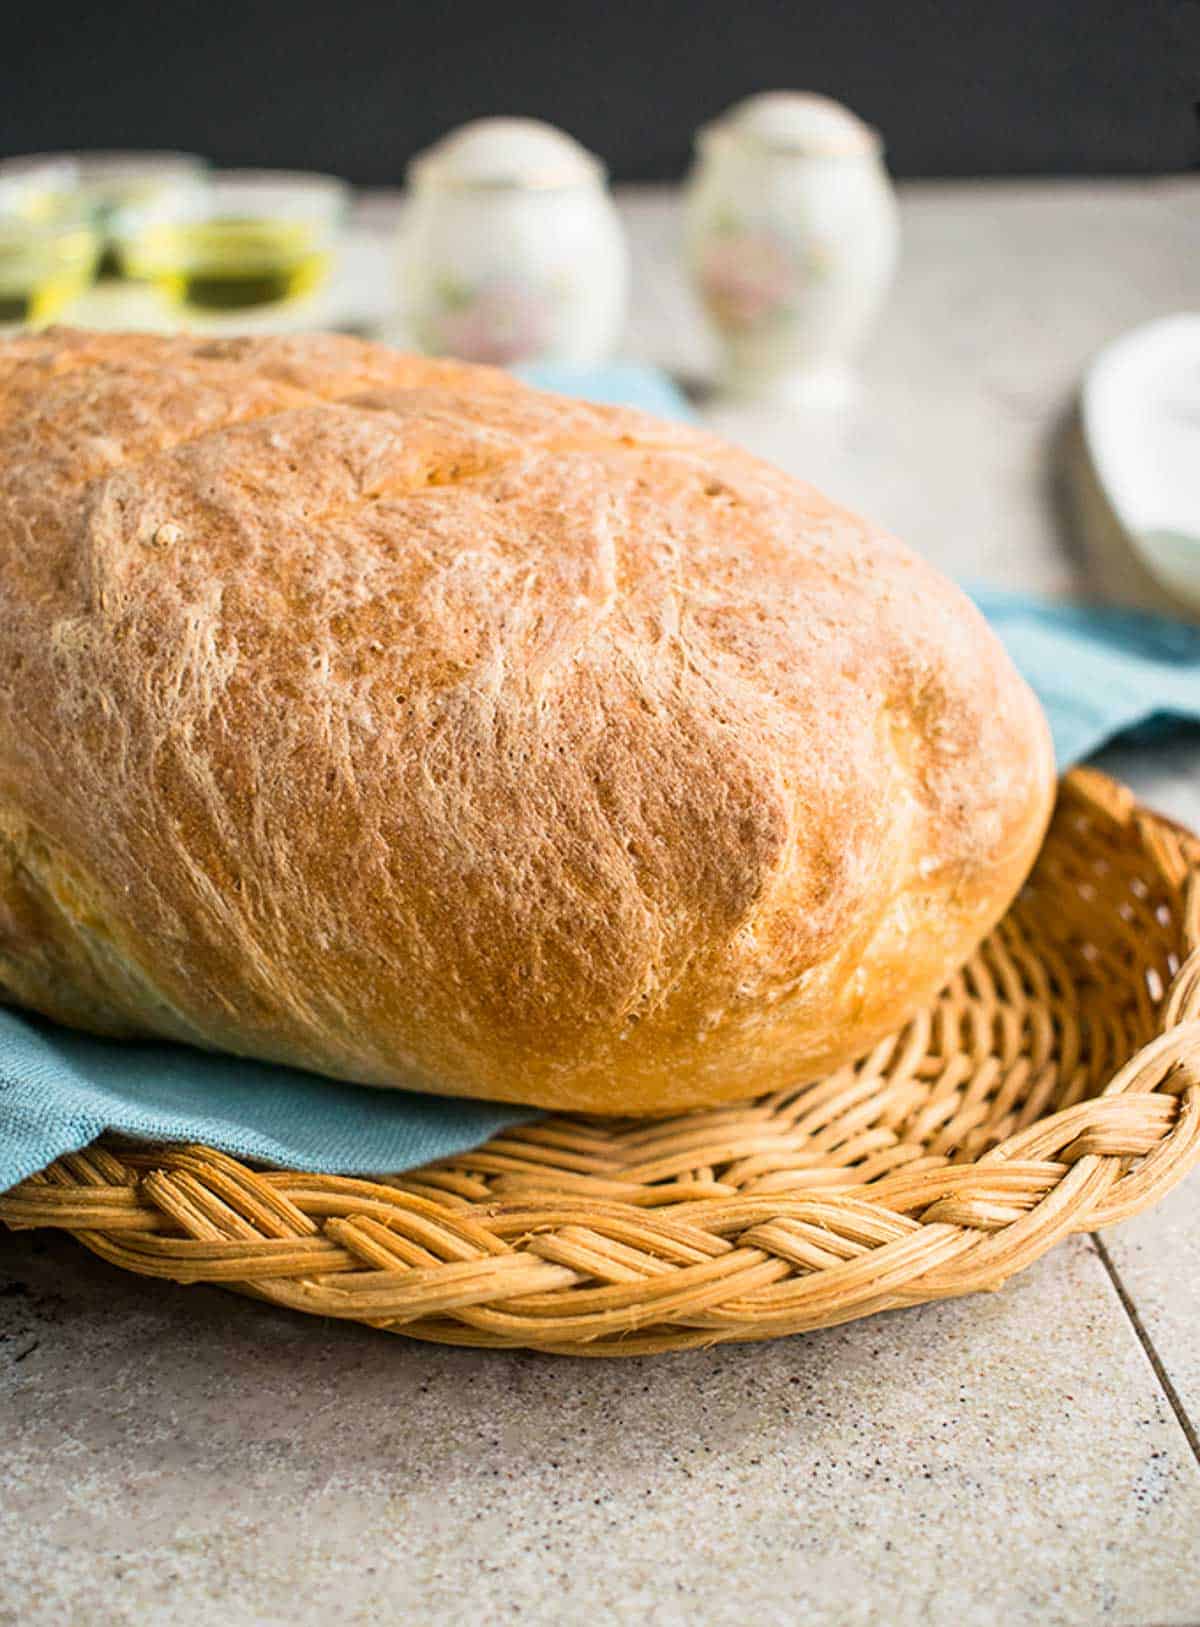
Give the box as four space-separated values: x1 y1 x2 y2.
697 225 830 333
423 275 557 366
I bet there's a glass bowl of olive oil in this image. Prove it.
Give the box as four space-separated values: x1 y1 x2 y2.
69 151 210 277
117 171 349 323
0 196 100 331
0 152 210 292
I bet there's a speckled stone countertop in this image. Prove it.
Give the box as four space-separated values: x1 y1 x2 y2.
3 179 1200 1627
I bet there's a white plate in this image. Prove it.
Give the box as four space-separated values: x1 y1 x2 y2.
1081 313 1200 610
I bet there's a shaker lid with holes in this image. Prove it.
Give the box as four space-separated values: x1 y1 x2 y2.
698 92 881 158
407 118 606 192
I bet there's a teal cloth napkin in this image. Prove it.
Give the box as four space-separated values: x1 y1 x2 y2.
965 586 1200 764
3 361 1200 1193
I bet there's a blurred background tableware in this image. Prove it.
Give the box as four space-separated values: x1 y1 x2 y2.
0 154 81 220
1080 314 1200 616
115 168 350 325
400 117 628 367
0 191 99 331
63 150 210 276
684 91 899 406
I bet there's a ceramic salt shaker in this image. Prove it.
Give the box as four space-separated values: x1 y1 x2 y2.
401 118 628 367
685 92 899 405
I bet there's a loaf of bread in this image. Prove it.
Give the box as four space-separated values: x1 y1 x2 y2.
0 330 1054 1113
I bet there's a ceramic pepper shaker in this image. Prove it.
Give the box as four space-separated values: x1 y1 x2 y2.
685 92 899 405
401 118 629 368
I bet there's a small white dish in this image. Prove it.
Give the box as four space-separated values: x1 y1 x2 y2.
1081 313 1200 610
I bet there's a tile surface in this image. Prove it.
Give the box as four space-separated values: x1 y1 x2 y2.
1093 737 1200 1448
3 1226 1200 1627
4 179 1200 1625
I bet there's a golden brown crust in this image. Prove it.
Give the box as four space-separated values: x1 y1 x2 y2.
0 329 1055 1112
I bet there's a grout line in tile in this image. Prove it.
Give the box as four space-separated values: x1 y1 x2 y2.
1093 1233 1200 1471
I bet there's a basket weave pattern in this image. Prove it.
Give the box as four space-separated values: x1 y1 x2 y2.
4 769 1200 1356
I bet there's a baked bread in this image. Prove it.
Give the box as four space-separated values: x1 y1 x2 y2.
0 329 1054 1113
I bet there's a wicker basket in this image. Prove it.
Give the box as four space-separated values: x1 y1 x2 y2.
3 767 1200 1356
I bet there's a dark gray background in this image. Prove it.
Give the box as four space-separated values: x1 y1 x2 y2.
4 0 1199 182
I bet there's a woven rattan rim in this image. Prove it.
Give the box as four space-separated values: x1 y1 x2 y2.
4 767 1200 1356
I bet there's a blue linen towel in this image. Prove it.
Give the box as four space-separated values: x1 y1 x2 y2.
2 362 1199 1192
